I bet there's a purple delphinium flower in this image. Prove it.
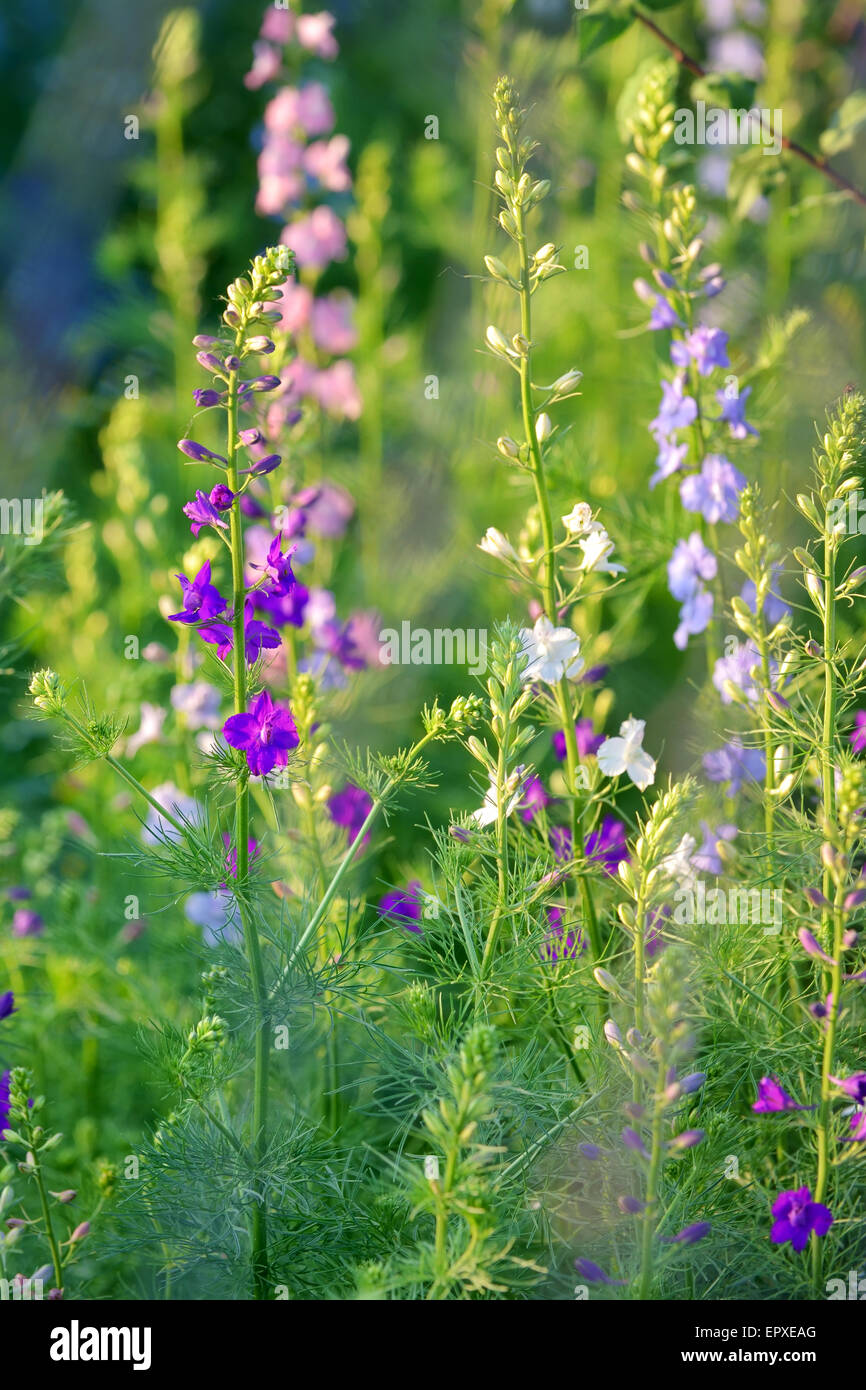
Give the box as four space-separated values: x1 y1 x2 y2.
199 600 281 665
0 991 15 1020
649 375 697 441
222 689 299 776
183 489 230 538
752 1076 814 1113
192 388 224 408
0 1070 9 1133
328 784 373 846
770 1186 833 1252
168 562 227 625
574 1258 626 1286
585 817 628 876
210 484 235 511
378 881 423 934
670 325 730 376
622 1127 650 1158
850 712 866 754
691 821 737 875
740 564 789 626
541 907 584 963
645 905 669 960
257 582 311 628
843 1109 866 1142
716 385 758 439
703 740 765 795
221 832 259 883
549 825 572 864
680 454 747 524
668 533 717 601
650 438 689 489
519 774 551 823
553 719 603 760
674 588 714 650
12 909 44 938
660 1222 711 1245
7 887 31 901
828 1073 866 1103
798 928 836 966
313 618 365 673
177 439 227 464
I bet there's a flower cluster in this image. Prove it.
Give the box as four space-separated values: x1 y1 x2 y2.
247 5 361 426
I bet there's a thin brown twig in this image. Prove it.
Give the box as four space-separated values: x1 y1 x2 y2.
632 5 866 208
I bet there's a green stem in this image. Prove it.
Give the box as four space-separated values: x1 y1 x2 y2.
226 342 270 1299
513 200 599 961
811 887 844 1289
30 1149 64 1294
637 1058 667 1300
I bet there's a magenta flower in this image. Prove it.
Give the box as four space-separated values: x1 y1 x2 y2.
222 690 299 776
168 562 227 626
281 205 347 272
798 927 837 966
12 909 44 938
770 1186 832 1252
519 774 551 823
752 1076 814 1113
850 712 866 754
310 292 357 353
552 719 603 760
828 1073 866 1103
378 881 423 934
327 784 373 846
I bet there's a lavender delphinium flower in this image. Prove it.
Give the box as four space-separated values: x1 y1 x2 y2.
667 533 717 602
716 385 758 439
770 1187 833 1252
850 711 866 753
670 324 730 376
703 739 765 795
680 454 747 525
691 821 737 875
713 639 774 704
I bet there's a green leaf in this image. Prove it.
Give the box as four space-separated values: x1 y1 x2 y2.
578 11 632 61
638 0 685 8
691 71 757 113
819 91 866 157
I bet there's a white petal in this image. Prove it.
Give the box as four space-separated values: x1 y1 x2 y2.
626 748 657 791
597 736 627 777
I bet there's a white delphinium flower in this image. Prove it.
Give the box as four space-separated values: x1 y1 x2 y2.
519 615 584 684
478 527 518 563
471 767 525 827
597 718 657 790
578 526 627 575
561 502 595 536
126 703 167 758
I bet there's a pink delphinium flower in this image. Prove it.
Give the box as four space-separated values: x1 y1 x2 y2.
281 205 347 270
310 292 358 354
